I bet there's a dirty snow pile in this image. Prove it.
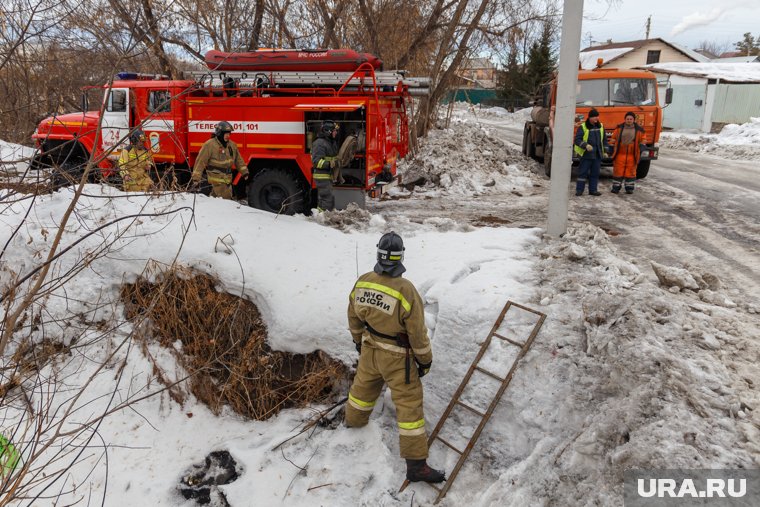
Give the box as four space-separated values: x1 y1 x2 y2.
396 120 534 197
0 140 35 173
311 202 477 234
660 117 760 160
448 101 530 125
485 223 760 505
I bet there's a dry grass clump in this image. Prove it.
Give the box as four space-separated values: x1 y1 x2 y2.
121 266 348 420
0 178 55 195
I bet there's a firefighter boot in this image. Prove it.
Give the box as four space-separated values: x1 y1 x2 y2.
406 459 446 483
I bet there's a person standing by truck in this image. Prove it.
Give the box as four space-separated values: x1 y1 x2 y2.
573 109 608 196
311 120 340 211
191 121 249 199
118 129 155 192
609 111 645 194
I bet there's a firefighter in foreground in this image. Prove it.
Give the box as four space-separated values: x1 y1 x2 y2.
118 129 154 192
346 232 446 484
311 120 339 211
191 121 249 199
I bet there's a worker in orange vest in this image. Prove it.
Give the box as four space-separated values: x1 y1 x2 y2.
609 111 645 194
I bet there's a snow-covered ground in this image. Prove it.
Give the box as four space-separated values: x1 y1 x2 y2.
2 106 759 506
660 117 760 161
0 140 36 174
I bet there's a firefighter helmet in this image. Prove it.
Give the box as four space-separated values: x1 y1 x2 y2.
129 129 145 144
374 231 406 277
321 120 338 135
214 121 234 136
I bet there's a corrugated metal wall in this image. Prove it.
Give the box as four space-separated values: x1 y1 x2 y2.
710 84 760 123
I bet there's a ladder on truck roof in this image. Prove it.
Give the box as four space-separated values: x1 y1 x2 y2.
399 300 546 504
186 70 430 95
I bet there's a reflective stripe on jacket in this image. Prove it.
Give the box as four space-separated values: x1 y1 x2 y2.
574 122 606 158
347 271 433 364
311 135 338 170
191 137 248 184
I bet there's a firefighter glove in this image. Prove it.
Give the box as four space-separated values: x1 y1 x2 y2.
355 341 362 354
585 144 593 152
416 360 431 378
330 159 340 170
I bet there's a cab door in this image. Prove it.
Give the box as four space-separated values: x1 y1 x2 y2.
141 88 183 164
101 88 130 155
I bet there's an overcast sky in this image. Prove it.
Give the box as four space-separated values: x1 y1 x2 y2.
580 0 759 52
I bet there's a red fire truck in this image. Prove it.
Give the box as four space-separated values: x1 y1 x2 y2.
32 54 427 214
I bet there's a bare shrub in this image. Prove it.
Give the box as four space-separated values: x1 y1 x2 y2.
121 266 348 420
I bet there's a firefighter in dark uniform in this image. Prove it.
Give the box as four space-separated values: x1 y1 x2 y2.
346 232 446 484
192 121 249 199
118 129 154 192
311 120 339 211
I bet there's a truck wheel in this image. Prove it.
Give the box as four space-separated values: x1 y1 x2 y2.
527 131 536 159
543 138 552 177
636 160 650 179
52 160 86 188
248 169 305 215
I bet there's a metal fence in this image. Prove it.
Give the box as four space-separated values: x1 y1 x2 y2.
710 83 760 124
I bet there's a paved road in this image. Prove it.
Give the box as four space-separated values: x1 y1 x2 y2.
378 115 760 299
498 119 760 292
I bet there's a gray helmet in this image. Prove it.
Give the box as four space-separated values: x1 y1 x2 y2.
214 121 234 136
374 231 406 277
129 129 145 145
321 120 338 136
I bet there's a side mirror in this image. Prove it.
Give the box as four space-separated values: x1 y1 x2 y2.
665 88 673 105
80 92 89 112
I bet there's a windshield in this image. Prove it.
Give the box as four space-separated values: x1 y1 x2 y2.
576 78 656 106
610 78 656 105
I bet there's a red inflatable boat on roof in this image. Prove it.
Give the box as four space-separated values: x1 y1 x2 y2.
204 49 383 72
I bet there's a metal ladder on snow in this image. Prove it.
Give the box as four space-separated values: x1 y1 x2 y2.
399 300 546 504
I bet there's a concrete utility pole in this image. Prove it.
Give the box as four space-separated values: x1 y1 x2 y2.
645 15 651 40
547 0 584 236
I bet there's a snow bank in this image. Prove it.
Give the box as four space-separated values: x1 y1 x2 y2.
0 140 35 173
448 101 530 124
0 187 539 362
0 186 541 505
396 121 535 197
660 118 760 160
718 116 760 145
485 223 760 505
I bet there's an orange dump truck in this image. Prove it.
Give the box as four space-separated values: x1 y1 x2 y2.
522 67 666 178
